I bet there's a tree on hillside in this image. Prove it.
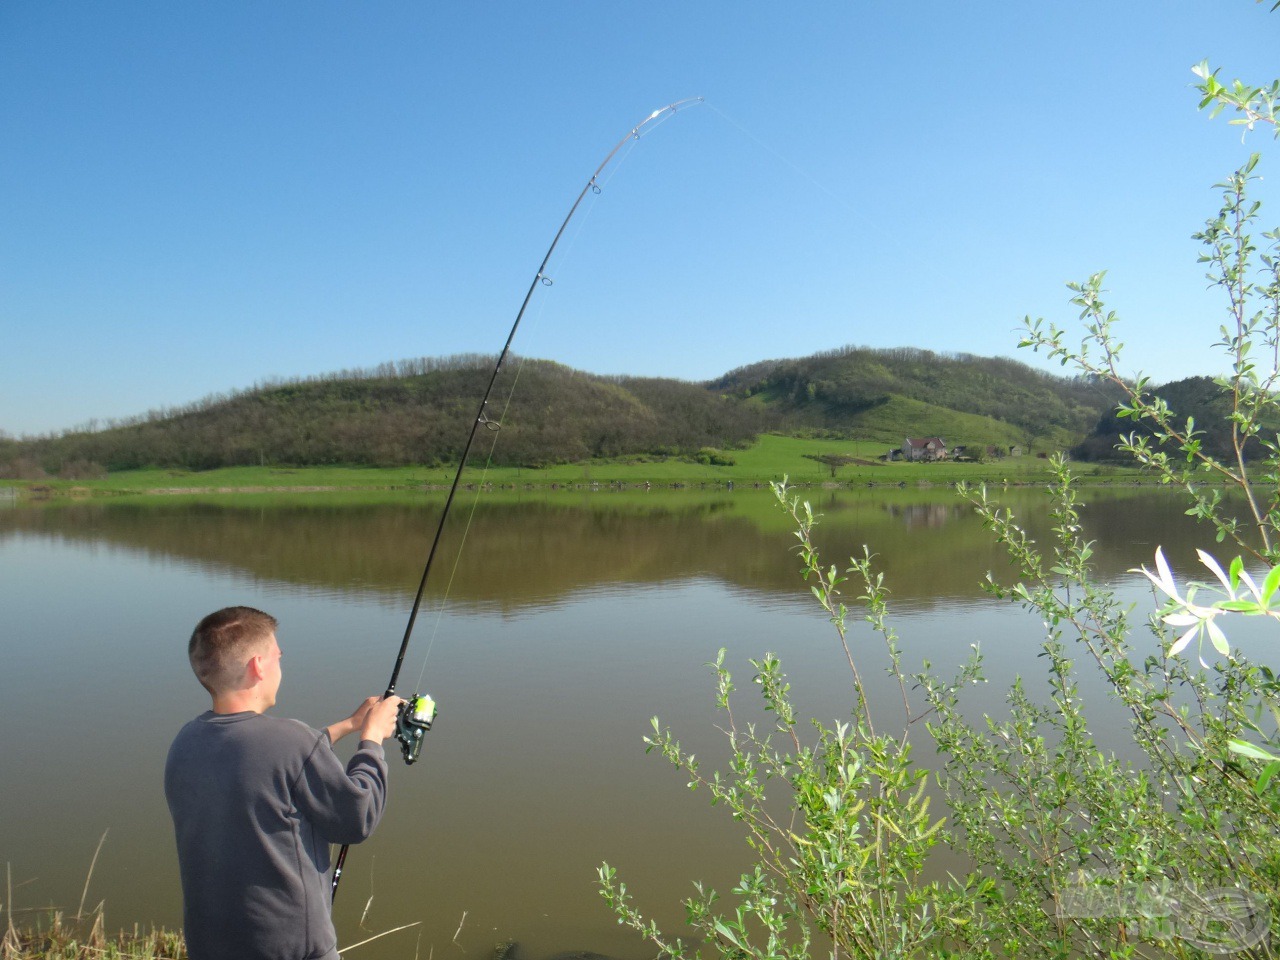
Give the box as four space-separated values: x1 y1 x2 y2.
803 452 858 478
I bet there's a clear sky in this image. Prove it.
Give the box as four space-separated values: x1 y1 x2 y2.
2 2 1278 437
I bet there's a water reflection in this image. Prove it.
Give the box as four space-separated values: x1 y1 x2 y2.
883 500 964 529
0 486 1242 613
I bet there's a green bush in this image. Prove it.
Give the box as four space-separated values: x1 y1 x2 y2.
600 21 1280 959
695 447 736 466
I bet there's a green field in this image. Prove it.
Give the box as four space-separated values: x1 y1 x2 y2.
1 434 1145 500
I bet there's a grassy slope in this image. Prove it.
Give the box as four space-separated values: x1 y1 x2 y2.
3 435 1142 498
842 395 1066 448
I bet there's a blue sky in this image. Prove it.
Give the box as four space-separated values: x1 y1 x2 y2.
2 2 1278 437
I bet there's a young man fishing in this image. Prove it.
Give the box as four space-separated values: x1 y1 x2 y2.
165 606 404 960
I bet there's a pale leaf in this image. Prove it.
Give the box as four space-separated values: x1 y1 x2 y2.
1142 547 1181 600
1240 569 1262 603
1207 618 1230 657
1169 624 1198 657
1197 549 1234 595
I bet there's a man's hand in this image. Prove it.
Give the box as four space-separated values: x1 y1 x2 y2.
360 696 405 743
326 696 382 744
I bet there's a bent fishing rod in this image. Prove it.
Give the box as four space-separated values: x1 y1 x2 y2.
332 97 703 900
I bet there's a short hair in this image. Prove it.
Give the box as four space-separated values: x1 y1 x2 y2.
188 606 278 695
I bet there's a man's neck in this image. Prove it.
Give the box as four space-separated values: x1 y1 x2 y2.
211 691 269 715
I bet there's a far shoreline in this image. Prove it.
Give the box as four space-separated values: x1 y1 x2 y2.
2 463 1162 503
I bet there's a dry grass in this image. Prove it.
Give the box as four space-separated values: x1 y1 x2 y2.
0 911 185 960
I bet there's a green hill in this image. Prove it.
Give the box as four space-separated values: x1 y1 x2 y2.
1 358 773 474
712 345 1122 441
0 346 1126 476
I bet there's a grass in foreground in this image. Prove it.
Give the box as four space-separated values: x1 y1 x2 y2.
2 913 185 959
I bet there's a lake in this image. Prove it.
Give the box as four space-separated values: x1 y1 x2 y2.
0 484 1261 959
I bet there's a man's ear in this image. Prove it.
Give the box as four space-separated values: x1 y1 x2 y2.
246 653 267 684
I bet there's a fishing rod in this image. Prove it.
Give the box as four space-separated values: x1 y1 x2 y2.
331 96 703 900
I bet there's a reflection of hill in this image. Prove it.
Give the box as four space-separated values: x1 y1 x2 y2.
0 489 1244 613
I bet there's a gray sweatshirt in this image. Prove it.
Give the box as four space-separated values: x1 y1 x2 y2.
164 711 388 960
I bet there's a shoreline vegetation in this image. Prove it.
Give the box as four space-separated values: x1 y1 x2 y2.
0 436 1154 502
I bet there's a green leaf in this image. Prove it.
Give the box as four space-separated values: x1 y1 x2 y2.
1262 564 1280 605
1257 760 1280 794
1229 738 1277 762
712 921 745 950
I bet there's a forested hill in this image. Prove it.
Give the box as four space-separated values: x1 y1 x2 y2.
1 347 1127 474
2 358 775 473
1071 375 1280 463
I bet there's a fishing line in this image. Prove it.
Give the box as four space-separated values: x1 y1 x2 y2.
708 101 1118 417
406 138 637 696
399 108 683 687
332 97 704 902
704 102 873 228
404 353 522 695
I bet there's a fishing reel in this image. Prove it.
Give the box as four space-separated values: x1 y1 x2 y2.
394 694 437 765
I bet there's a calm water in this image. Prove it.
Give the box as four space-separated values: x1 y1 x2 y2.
0 485 1264 958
